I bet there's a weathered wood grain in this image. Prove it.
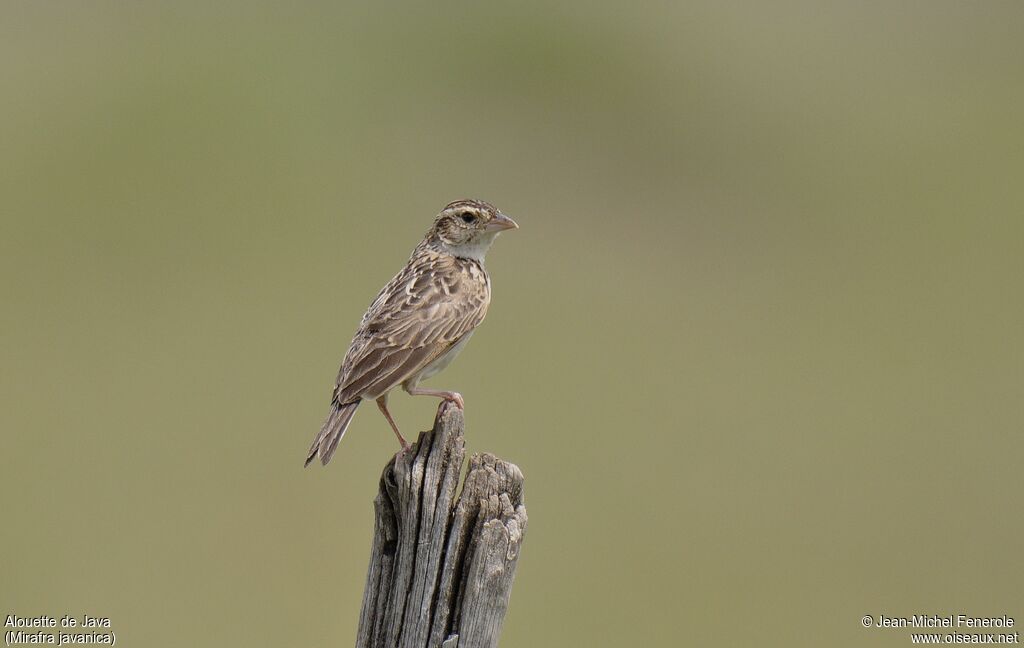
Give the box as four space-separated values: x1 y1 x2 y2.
355 402 527 648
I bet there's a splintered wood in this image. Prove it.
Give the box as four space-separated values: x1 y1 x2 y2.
355 403 527 648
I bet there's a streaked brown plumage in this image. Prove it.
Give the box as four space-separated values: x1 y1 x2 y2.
305 199 518 466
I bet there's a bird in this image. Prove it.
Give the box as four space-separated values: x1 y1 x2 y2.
305 199 518 467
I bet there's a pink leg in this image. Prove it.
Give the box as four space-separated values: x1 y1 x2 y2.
404 385 465 410
376 395 410 450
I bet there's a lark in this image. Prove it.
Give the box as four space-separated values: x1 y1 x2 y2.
305 199 518 467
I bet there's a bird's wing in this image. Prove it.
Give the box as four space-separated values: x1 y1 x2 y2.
332 253 489 404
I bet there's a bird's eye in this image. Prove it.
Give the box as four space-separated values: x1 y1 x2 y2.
460 212 475 224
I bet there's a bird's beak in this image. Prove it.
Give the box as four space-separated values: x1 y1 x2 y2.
486 212 519 232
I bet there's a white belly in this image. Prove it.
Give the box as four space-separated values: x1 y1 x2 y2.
406 331 475 387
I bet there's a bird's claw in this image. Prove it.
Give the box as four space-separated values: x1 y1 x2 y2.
446 392 465 409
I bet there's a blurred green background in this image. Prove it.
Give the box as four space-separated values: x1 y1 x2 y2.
3 2 1022 646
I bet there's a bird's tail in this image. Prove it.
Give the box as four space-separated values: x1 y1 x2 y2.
305 401 360 467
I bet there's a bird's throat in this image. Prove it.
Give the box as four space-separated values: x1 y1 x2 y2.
440 232 500 262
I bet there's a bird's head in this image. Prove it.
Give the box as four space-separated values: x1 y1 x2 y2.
426 199 518 261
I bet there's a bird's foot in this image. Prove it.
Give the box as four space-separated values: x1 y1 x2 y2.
443 392 465 410
406 386 465 410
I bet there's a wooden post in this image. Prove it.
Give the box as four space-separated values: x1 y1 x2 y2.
356 402 527 648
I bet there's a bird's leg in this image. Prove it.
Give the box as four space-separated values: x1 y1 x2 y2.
376 395 410 451
404 385 465 410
